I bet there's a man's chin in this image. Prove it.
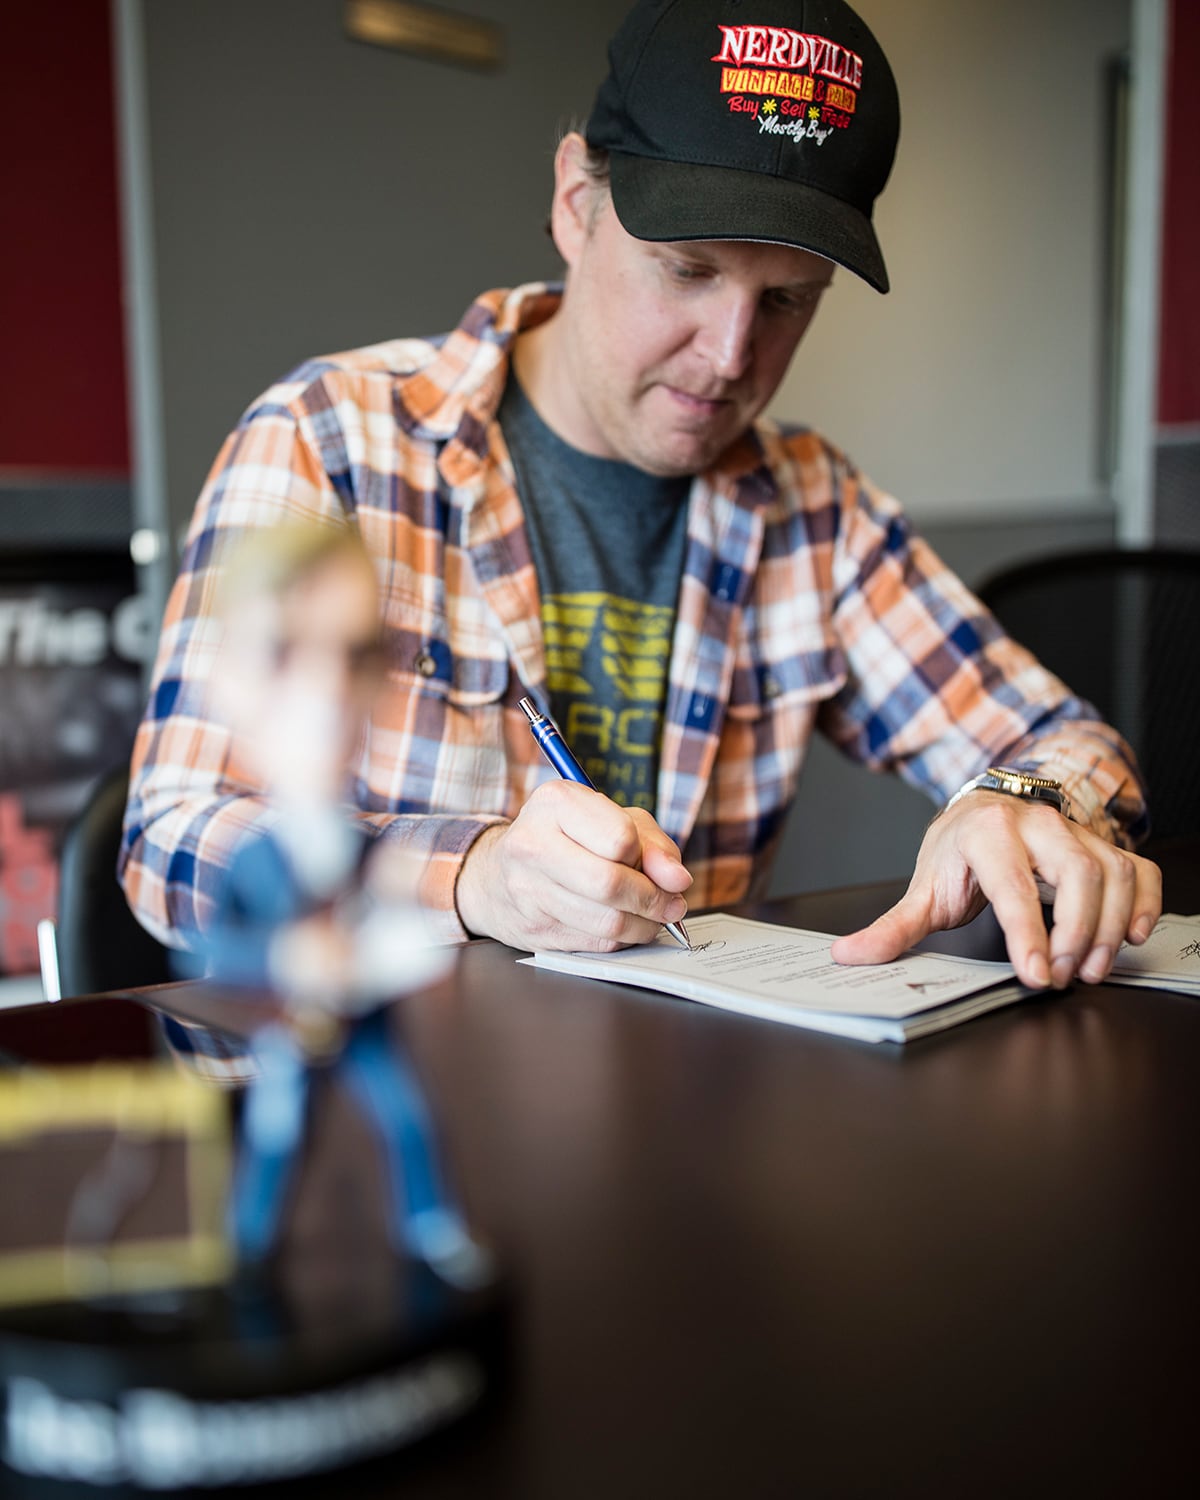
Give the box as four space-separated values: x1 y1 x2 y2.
631 423 740 478
657 438 735 478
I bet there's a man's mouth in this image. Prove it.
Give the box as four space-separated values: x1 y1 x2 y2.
663 385 731 416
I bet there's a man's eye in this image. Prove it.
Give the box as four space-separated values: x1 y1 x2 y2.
666 261 705 283
766 287 821 314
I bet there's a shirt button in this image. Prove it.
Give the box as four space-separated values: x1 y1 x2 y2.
414 650 437 677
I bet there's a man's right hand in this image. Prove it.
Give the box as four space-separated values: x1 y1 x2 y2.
454 781 692 951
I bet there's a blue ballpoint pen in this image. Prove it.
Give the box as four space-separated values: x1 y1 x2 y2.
519 696 691 950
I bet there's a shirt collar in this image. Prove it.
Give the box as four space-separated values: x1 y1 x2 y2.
395 283 561 446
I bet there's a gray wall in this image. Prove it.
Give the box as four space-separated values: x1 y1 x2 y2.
773 0 1130 521
143 0 630 537
144 0 1131 537
136 0 1131 894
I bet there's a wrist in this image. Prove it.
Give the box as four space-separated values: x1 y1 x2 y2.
453 823 508 940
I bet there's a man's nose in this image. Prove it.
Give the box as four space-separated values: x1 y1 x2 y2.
695 291 756 381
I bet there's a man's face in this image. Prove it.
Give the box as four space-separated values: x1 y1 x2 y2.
547 172 833 476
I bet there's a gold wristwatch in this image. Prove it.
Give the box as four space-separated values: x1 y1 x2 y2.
945 766 1071 818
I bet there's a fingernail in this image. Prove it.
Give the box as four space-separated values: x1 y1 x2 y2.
1079 945 1111 984
1028 952 1051 988
1131 916 1154 944
1051 956 1076 990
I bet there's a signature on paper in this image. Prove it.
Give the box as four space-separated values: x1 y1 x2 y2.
686 939 726 955
1179 939 1200 962
905 977 961 995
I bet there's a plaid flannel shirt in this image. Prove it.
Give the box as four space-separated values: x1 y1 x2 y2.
121 283 1148 951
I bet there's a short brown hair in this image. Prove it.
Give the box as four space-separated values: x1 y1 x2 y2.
579 140 611 188
545 129 611 239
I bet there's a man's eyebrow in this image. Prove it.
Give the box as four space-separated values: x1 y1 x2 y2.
776 274 835 293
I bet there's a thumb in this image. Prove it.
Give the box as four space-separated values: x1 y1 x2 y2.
830 891 933 967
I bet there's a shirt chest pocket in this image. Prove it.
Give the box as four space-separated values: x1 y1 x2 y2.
362 604 515 818
397 631 510 705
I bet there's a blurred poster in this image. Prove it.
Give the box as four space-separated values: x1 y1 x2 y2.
0 557 151 977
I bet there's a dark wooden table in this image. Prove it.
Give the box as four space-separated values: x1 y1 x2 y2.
4 842 1198 1497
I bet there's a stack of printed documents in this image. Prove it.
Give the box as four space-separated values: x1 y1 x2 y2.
525 913 1036 1045
527 911 1200 1044
1107 913 1200 996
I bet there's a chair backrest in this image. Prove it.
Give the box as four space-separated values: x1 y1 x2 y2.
976 548 1200 842
55 766 174 997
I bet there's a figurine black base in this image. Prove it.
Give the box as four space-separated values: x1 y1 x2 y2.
0 1261 509 1494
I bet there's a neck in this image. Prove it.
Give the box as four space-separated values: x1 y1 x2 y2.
511 302 605 460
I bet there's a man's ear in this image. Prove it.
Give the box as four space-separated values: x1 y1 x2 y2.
549 132 600 269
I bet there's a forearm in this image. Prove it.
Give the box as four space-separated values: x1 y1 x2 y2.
120 762 274 950
121 757 506 949
823 483 1148 846
367 809 507 942
979 712 1148 848
829 648 1148 850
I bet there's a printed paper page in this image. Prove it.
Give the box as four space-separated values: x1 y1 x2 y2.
527 912 1016 1021
1110 914 1200 994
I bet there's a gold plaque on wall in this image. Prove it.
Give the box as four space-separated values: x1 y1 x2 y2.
345 0 503 71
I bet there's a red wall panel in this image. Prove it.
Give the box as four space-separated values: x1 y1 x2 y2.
0 0 130 472
1158 0 1200 426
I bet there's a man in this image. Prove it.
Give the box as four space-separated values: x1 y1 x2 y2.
122 0 1160 992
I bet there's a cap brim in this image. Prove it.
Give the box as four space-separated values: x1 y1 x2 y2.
607 152 889 295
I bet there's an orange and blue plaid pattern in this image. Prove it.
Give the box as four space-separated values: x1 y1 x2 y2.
120 284 1147 949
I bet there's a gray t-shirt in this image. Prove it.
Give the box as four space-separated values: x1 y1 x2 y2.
499 374 689 813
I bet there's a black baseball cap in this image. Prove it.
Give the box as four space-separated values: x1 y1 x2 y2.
586 0 900 292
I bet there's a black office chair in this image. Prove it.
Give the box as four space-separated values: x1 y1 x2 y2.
43 766 174 999
976 547 1200 842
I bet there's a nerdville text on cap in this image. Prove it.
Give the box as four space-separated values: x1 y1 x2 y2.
586 0 900 293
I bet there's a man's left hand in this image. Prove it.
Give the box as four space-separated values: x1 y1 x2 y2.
830 793 1162 989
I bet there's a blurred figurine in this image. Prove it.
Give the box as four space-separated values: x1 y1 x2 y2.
208 519 446 1012
203 520 487 1289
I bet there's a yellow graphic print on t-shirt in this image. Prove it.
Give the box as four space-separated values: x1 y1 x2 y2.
543 591 673 810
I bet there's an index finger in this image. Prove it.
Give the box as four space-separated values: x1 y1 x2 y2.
959 819 1057 989
545 780 647 871
626 807 693 896
542 784 688 925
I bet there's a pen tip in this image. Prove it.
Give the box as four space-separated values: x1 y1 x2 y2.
667 920 692 950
